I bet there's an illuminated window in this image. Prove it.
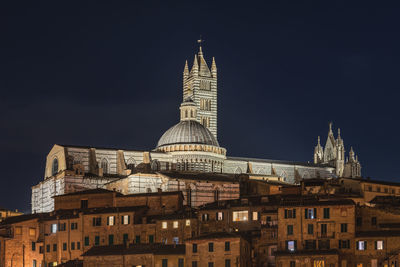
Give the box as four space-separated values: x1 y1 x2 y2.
29 228 36 236
313 260 325 267
202 213 209 221
357 241 366 250
51 224 57 233
121 215 130 225
232 211 248 222
186 220 191 226
305 208 316 219
173 221 179 228
287 240 296 252
252 211 258 221
162 221 168 229
375 240 384 250
15 226 22 235
173 237 179 244
217 212 224 221
107 216 115 226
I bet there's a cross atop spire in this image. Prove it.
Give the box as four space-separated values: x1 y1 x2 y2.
197 35 205 55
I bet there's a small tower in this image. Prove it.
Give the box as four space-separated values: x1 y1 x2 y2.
313 136 324 164
323 122 337 163
335 128 345 176
183 39 218 140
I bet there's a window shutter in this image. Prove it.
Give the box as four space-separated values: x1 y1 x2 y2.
314 208 317 219
92 218 95 226
285 241 288 250
216 212 218 220
293 209 296 218
365 241 367 250
305 209 308 219
339 240 342 249
375 241 377 250
284 210 287 219
356 241 359 250
107 217 109 226
127 215 130 224
294 240 297 249
347 240 350 248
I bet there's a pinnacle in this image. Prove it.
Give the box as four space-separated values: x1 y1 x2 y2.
184 60 189 74
211 57 217 71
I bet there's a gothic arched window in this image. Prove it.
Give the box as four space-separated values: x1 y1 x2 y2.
52 158 59 176
101 158 109 175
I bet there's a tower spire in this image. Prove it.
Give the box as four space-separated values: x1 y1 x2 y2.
184 60 189 75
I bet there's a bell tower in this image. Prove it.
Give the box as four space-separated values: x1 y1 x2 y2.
183 39 218 140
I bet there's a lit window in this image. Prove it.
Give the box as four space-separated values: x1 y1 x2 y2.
305 208 316 219
173 221 179 228
376 240 384 250
287 240 296 252
107 216 114 226
162 221 168 229
51 224 57 233
357 241 366 250
313 260 325 267
186 220 191 226
173 237 179 244
29 228 36 236
217 212 224 221
202 213 209 221
15 227 22 235
121 215 130 225
252 211 258 221
232 211 248 222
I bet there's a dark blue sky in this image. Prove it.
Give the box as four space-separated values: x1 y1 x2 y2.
1 1 399 212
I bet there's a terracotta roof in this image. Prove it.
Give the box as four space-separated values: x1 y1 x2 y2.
0 213 46 225
82 244 185 256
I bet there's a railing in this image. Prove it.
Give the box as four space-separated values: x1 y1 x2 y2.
317 232 335 239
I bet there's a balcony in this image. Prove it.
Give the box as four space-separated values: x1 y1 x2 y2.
317 232 335 239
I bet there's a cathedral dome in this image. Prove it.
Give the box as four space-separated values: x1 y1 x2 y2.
156 120 219 149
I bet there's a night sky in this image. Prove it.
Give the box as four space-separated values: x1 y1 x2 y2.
1 1 399 212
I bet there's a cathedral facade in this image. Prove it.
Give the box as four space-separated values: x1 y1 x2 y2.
31 45 360 213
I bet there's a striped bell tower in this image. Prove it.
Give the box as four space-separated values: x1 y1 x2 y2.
183 42 218 140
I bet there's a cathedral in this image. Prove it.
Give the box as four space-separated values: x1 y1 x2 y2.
31 45 361 213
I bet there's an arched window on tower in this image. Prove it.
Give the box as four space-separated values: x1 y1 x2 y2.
52 158 59 176
101 158 109 175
